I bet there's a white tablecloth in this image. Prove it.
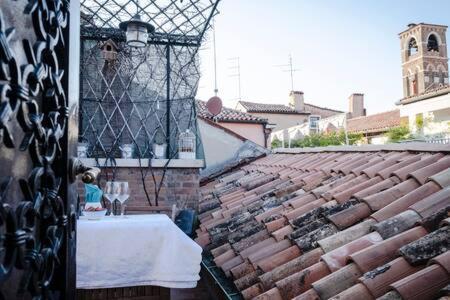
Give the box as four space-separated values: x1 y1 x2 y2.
76 214 202 289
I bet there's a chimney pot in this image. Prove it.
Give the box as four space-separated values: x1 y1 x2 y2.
348 93 365 118
289 91 304 112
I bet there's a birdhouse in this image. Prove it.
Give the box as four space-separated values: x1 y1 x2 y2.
178 129 196 160
100 39 119 61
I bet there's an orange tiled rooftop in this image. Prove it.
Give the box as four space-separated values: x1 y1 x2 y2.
196 143 450 299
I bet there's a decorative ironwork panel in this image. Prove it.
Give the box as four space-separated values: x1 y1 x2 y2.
78 1 220 162
0 0 74 299
79 39 200 159
80 0 220 43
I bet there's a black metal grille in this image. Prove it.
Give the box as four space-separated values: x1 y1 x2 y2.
79 1 220 160
80 41 199 159
80 0 220 44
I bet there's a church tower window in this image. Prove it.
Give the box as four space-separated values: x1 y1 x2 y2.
399 23 448 98
427 34 439 52
408 38 418 56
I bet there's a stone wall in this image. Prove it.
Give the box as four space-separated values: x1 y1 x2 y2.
78 167 201 212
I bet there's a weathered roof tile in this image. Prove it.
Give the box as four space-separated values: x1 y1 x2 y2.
197 146 450 299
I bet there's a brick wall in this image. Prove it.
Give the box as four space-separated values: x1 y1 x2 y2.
78 167 201 212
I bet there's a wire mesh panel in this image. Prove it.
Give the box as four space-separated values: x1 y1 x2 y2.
80 0 219 44
79 1 220 160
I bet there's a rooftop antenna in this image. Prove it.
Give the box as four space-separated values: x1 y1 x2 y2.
228 57 241 101
275 54 300 91
207 19 223 121
212 19 218 96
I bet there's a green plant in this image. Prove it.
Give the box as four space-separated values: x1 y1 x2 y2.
415 114 424 130
282 130 363 149
271 137 282 148
385 126 411 142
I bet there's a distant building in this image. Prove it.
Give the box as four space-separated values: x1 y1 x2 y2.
271 93 392 146
196 100 269 147
196 100 269 170
397 23 450 137
347 110 402 144
236 91 343 133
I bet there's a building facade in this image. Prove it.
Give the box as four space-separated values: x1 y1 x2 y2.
236 91 343 133
397 23 450 138
399 23 448 98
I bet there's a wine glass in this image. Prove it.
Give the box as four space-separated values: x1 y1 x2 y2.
104 181 119 216
117 181 130 217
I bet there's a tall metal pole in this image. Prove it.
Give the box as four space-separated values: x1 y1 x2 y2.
166 44 171 157
289 54 294 91
274 54 299 91
237 57 241 100
213 20 218 96
228 57 241 101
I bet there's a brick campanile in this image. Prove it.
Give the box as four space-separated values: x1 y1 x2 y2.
399 23 449 98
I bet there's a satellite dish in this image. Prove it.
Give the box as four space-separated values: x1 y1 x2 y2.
206 96 222 116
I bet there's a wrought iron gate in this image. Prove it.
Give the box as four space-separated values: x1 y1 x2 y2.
0 0 77 299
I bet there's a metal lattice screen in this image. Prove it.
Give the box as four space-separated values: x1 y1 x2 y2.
80 40 200 159
79 0 220 160
80 0 219 44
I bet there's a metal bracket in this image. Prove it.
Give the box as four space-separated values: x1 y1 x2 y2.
68 158 100 184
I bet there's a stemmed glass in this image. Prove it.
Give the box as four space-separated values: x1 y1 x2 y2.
116 181 130 217
103 181 119 216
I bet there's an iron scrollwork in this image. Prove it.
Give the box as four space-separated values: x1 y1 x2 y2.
0 0 70 298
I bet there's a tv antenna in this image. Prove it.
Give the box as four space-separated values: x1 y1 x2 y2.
228 57 241 101
275 54 300 91
212 19 218 96
207 19 223 119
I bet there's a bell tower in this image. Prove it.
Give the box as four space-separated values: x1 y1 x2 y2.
399 23 449 98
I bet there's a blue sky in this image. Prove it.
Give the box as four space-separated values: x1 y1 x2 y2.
196 0 450 114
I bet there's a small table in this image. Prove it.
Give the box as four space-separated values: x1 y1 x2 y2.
76 214 202 291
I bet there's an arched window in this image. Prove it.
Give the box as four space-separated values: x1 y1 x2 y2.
408 38 418 56
427 34 439 52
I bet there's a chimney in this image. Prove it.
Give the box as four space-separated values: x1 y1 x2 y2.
289 91 304 112
348 93 365 118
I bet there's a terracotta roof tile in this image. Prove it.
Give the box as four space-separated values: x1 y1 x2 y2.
347 110 401 134
389 263 448 300
256 244 301 272
429 250 450 274
350 226 428 273
238 100 343 115
241 282 263 299
329 283 373 300
371 181 442 222
197 147 450 299
275 261 331 299
321 232 383 272
410 187 450 219
408 157 450 184
291 288 320 300
311 262 362 299
359 257 425 298
362 178 420 211
196 100 267 123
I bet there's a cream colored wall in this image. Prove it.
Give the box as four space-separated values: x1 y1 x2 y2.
219 122 266 147
270 123 309 147
249 112 309 131
197 119 244 168
400 93 450 135
370 135 389 145
318 113 346 132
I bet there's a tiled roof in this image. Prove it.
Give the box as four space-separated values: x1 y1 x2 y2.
347 110 401 134
399 85 450 104
195 145 450 299
196 100 267 124
238 101 343 116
